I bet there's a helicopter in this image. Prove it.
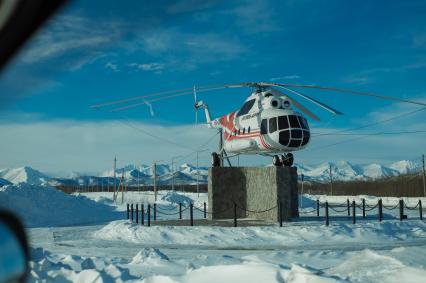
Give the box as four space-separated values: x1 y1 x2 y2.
91 82 426 167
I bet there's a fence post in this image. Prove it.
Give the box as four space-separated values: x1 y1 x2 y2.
131 204 134 222
141 204 144 225
136 204 139 224
234 202 237 227
179 203 182 220
347 199 350 216
399 199 404 221
362 198 366 219
154 203 157 222
190 203 194 226
325 201 329 226
147 204 151 227
279 201 283 227
203 202 207 219
352 201 356 224
379 199 383 222
419 200 423 220
316 200 320 217
126 203 129 219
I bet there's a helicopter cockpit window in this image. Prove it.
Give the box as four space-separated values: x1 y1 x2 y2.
237 99 256 117
269 117 277 133
260 119 267 135
278 116 289 130
288 115 300 128
297 116 308 129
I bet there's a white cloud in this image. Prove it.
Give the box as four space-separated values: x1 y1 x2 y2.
0 120 218 173
227 0 281 33
20 15 121 67
342 61 426 85
129 62 165 73
104 62 119 72
138 29 246 70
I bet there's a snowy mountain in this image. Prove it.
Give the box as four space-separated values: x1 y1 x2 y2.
388 160 422 174
0 159 422 187
0 166 51 185
297 160 421 183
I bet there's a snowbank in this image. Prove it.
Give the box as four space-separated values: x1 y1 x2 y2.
94 220 426 248
160 191 193 205
27 246 426 283
0 184 122 227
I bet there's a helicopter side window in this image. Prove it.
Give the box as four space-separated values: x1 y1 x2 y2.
260 119 267 135
238 129 241 135
269 117 277 133
237 99 256 117
243 128 245 134
288 115 300 128
278 116 289 130
248 126 251 133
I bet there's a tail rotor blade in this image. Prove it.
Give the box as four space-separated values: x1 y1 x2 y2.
193 85 198 126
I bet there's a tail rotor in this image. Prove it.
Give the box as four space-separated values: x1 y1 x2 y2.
193 85 198 126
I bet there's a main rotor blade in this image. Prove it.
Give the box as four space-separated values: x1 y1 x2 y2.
273 83 426 107
270 89 320 121
90 84 232 110
109 87 226 112
276 86 343 115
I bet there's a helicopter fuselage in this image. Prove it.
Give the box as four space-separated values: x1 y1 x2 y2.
210 90 311 155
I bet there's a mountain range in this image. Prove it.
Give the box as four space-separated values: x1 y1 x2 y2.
0 160 422 187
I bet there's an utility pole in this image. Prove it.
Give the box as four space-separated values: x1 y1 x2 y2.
329 163 333 196
219 128 224 167
137 165 140 194
154 163 158 201
196 151 200 196
113 156 117 201
422 154 425 197
121 171 125 204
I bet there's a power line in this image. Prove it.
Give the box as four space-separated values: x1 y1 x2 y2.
312 107 426 137
311 130 426 136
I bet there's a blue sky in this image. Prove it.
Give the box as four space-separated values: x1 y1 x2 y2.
0 0 425 173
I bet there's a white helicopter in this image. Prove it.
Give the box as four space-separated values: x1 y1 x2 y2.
91 82 426 167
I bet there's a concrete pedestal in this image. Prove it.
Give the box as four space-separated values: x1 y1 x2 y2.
208 166 299 221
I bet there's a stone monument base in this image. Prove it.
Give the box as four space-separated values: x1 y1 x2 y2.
208 166 298 221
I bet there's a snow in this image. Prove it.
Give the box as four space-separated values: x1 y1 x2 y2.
0 184 121 227
388 160 421 174
1 159 423 188
1 184 425 282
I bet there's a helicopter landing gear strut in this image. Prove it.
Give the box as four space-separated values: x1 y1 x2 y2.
211 152 221 167
273 153 294 167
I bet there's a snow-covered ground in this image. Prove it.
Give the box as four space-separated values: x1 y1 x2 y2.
1 186 426 282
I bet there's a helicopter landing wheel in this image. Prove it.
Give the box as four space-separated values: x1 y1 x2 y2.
272 155 282 166
211 152 221 167
283 153 294 167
